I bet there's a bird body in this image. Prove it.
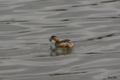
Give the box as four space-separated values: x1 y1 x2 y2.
49 36 74 47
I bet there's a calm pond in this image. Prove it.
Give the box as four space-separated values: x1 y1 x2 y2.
0 0 120 80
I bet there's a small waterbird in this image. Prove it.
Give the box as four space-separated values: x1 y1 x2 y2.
49 35 74 47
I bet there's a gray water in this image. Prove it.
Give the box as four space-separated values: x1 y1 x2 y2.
0 0 120 80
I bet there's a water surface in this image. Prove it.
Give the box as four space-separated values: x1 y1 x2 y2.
0 0 120 80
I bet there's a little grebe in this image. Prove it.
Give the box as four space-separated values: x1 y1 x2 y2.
49 35 74 47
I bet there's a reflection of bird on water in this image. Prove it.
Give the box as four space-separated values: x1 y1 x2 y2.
50 46 73 56
49 35 74 47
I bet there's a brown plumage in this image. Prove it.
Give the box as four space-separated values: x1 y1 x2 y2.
49 35 74 47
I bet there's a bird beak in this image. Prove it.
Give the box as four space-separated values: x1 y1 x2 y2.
49 38 52 42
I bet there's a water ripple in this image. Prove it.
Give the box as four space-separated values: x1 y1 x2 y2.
0 0 120 80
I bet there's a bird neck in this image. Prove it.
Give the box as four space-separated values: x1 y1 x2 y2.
55 39 59 42
55 38 59 43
